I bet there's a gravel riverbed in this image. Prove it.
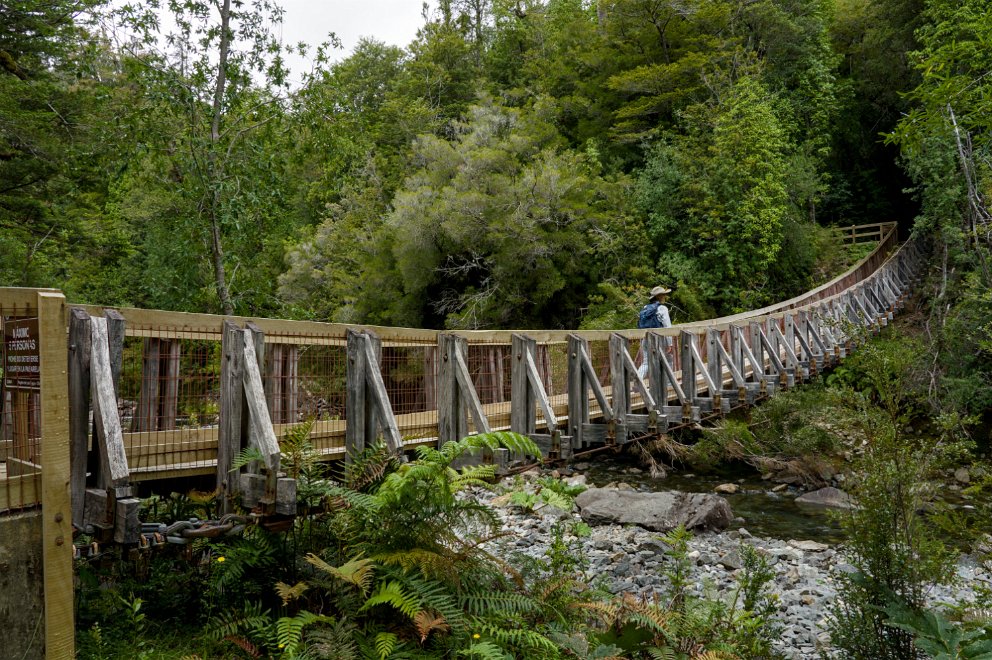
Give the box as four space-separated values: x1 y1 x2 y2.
470 471 989 658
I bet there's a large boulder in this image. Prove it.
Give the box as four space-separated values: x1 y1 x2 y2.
574 488 734 532
795 486 854 510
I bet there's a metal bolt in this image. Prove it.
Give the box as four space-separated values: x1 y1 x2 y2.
54 512 63 523
55 536 64 546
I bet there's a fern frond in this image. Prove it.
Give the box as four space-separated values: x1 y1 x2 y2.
388 571 468 635
461 592 542 617
231 446 266 472
456 640 513 659
470 620 560 654
222 635 261 658
537 489 573 511
274 580 309 605
305 553 375 596
345 441 400 492
360 581 422 620
647 647 677 660
275 610 336 656
306 620 359 660
372 548 455 580
535 576 578 603
206 601 271 641
374 631 398 660
414 609 450 643
570 600 620 626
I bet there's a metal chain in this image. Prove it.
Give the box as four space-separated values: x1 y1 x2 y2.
73 513 250 557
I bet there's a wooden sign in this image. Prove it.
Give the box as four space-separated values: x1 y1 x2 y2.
3 317 41 391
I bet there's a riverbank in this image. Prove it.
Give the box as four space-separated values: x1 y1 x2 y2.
474 466 989 658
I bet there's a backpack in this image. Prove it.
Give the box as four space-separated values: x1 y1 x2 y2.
638 301 662 329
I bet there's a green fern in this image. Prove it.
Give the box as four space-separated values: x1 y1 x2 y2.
456 640 514 659
275 610 336 655
305 554 375 597
306 620 359 660
231 446 267 472
461 592 543 617
374 631 398 660
469 620 560 655
206 601 271 641
360 581 422 620
386 570 467 635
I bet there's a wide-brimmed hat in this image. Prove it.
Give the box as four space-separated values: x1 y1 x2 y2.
650 285 672 297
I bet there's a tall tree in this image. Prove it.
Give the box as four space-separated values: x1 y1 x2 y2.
115 0 309 314
0 0 105 284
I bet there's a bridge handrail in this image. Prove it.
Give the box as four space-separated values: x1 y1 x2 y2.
70 222 898 345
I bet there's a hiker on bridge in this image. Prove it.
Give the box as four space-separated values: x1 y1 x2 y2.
637 285 673 379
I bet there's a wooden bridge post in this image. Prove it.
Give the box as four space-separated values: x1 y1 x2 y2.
511 334 563 458
345 329 367 459
567 335 590 448
218 321 246 508
645 332 664 407
609 334 630 425
679 332 696 406
706 329 723 395
438 333 469 445
68 308 91 528
510 334 537 437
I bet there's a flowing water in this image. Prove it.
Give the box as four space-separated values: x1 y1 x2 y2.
580 455 845 543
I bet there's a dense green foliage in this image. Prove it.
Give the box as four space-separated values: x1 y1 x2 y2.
76 432 782 658
1 0 963 328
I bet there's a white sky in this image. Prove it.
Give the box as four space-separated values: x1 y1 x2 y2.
277 1 430 82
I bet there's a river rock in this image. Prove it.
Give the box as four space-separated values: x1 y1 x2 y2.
954 467 971 484
795 487 854 510
788 539 829 552
574 488 734 532
715 483 739 494
564 474 588 488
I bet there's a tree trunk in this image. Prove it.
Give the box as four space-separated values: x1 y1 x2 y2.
208 0 235 316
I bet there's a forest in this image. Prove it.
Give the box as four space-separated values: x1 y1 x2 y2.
5 0 983 330
5 0 992 658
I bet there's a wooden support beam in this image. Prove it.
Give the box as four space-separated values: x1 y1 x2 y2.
218 321 245 504
454 342 491 435
104 310 125 397
524 349 558 431
567 335 590 448
680 331 697 404
438 334 467 445
620 345 655 411
242 328 279 474
345 329 366 460
750 321 788 390
578 343 612 421
364 331 383 449
609 334 630 444
511 334 536 437
38 291 75 659
362 333 402 453
709 328 747 393
90 316 130 488
68 308 91 528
